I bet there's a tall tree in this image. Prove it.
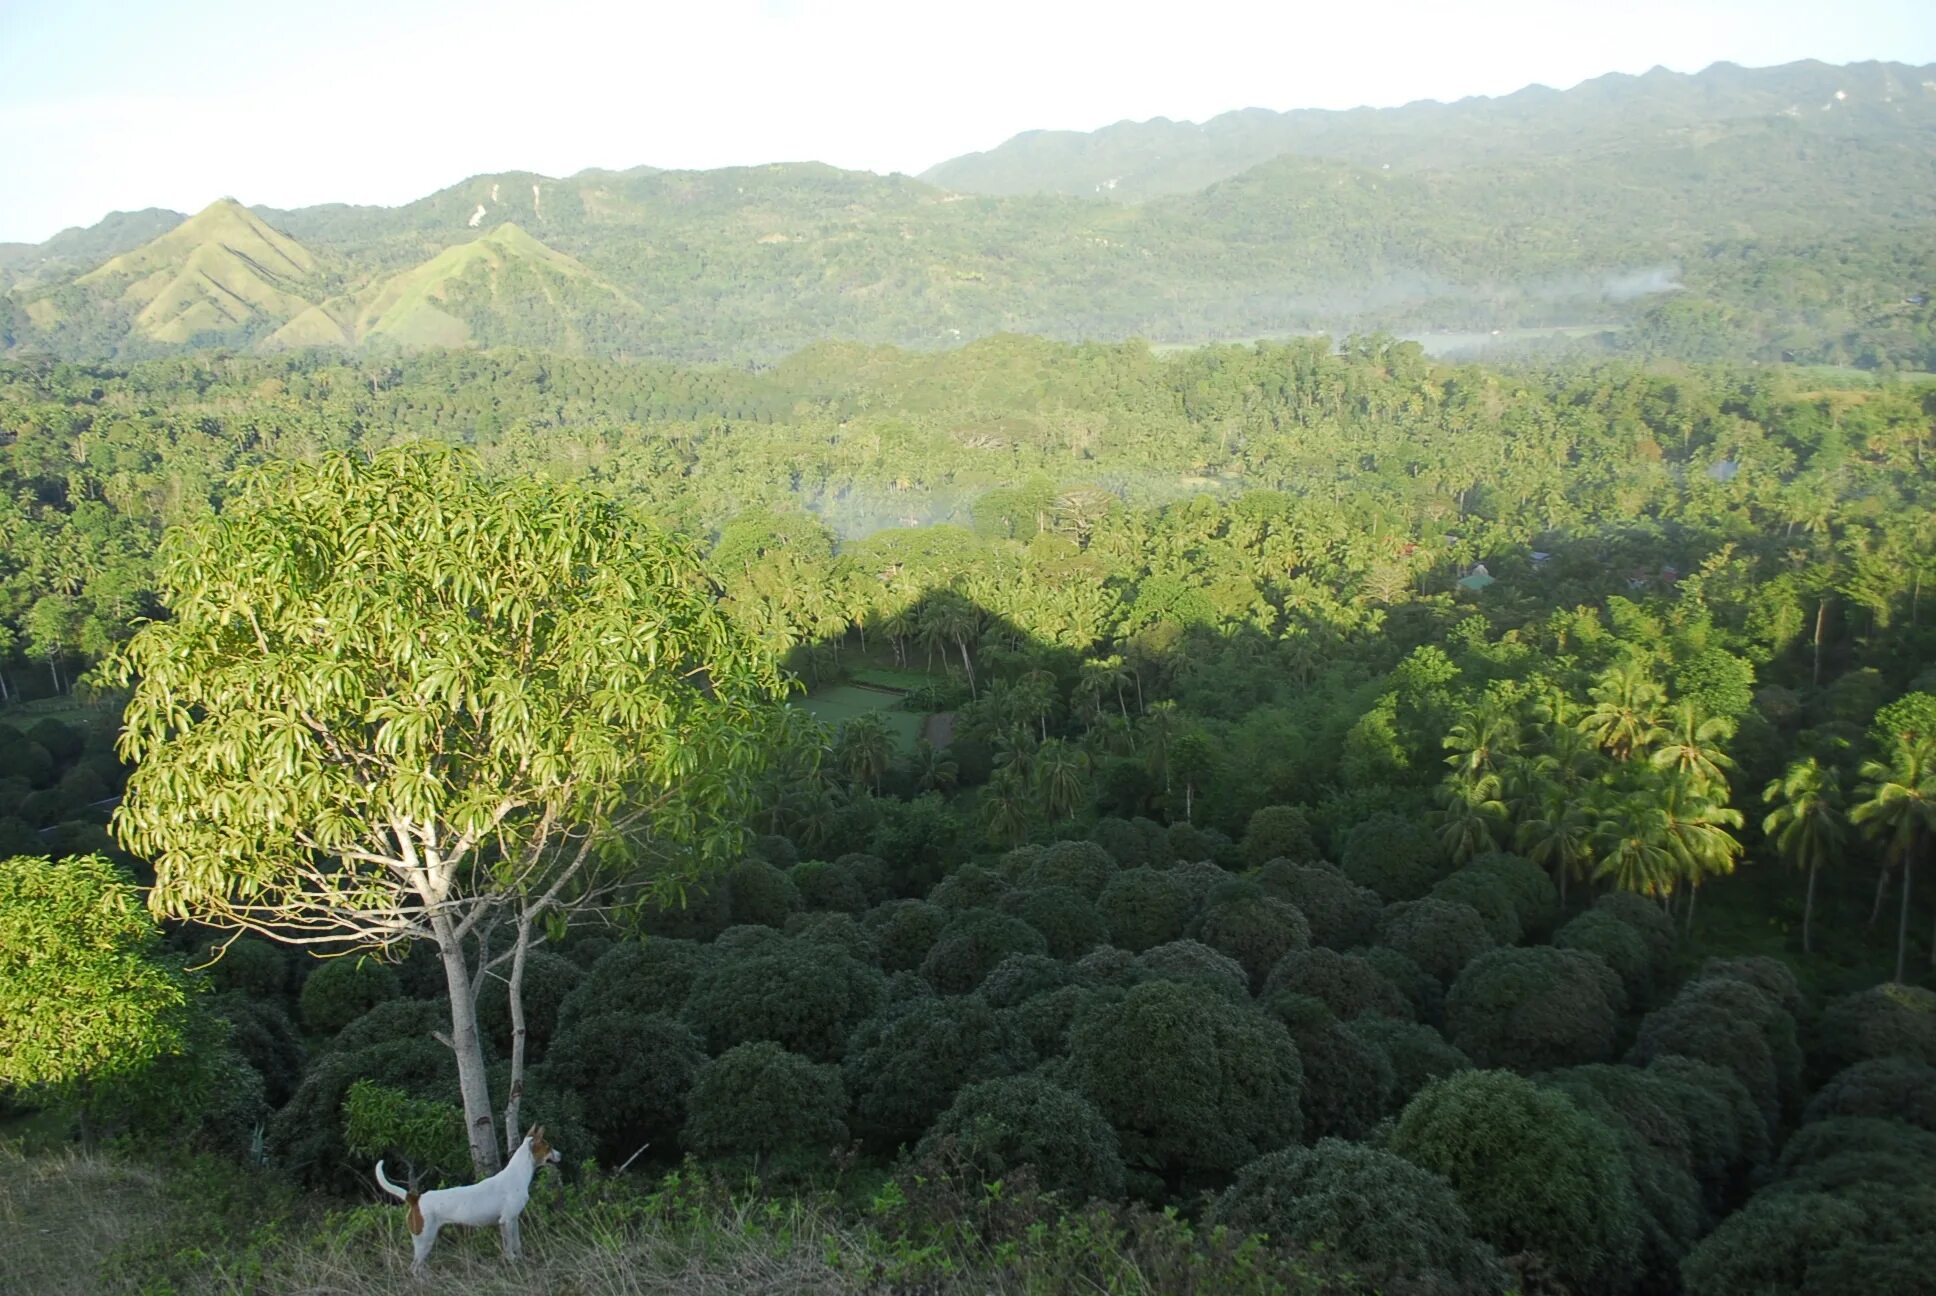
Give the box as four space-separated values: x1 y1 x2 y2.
112 445 783 1176
1761 757 1846 955
1850 736 1936 982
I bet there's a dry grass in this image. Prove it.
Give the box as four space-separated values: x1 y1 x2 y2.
0 1144 169 1296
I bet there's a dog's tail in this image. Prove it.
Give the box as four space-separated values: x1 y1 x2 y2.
373 1159 410 1202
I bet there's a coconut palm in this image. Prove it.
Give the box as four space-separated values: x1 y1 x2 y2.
1651 700 1737 797
1656 774 1745 931
1435 778 1508 864
1580 660 1667 761
834 713 895 796
1589 790 1677 901
983 765 1034 847
1850 737 1936 982
909 738 958 795
1442 700 1522 796
1762 757 1846 954
1034 739 1090 821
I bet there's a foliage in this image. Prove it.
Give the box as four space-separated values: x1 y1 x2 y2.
1340 812 1444 902
683 1041 849 1173
1375 898 1496 986
844 995 1033 1149
1007 884 1111 960
684 937 884 1062
296 957 401 1037
1803 1058 1936 1132
1133 940 1250 1000
1818 982 1936 1073
919 908 1048 995
918 1075 1127 1203
1257 860 1381 950
1445 946 1625 1072
542 1011 706 1163
1096 867 1196 954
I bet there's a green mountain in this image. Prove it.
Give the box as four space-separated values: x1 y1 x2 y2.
6 59 1933 367
921 59 1936 202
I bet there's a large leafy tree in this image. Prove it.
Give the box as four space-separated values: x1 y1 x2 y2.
1850 735 1936 983
112 445 785 1175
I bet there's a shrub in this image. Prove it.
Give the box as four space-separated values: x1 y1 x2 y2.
789 859 868 914
1804 1058 1936 1131
1427 869 1521 945
833 853 893 906
1264 946 1412 1021
1592 890 1677 968
1086 817 1147 868
1375 898 1495 986
930 862 1014 911
1697 956 1804 1017
749 834 799 869
298 956 401 1037
1166 860 1231 906
863 899 949 973
1008 885 1110 959
270 1034 451 1187
1005 983 1109 1057
845 995 1033 1148
1340 811 1443 901
1392 1069 1644 1294
1210 1140 1506 1294
1466 850 1559 939
1362 945 1443 1023
201 937 291 999
1263 994 1395 1139
0 739 53 788
1818 982 1936 1073
1096 867 1195 953
784 911 879 963
558 938 712 1029
1073 945 1144 989
1027 839 1120 899
725 858 801 928
209 992 305 1105
1257 859 1380 949
1064 980 1302 1182
1134 940 1249 1000
1131 817 1177 866
327 997 449 1056
476 949 582 1058
919 1074 1125 1202
1679 1183 1936 1296
1632 976 1802 1135
1646 1054 1772 1192
683 1041 848 1173
713 924 783 954
684 938 884 1062
1186 895 1309 991
1167 821 1231 866
920 909 1048 995
981 954 1072 1009
1446 946 1624 1073
1240 805 1318 868
1779 1114 1936 1178
544 1011 706 1163
27 718 84 763
1346 1014 1470 1108
1555 907 1655 1003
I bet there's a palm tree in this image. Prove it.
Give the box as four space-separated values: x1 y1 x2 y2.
1589 790 1677 901
834 714 895 795
1651 700 1737 797
910 739 958 795
1656 774 1745 932
1435 778 1507 863
1517 780 1594 907
1442 701 1521 796
1762 757 1846 954
1580 660 1667 762
1851 737 1936 982
1034 739 1090 821
983 765 1034 847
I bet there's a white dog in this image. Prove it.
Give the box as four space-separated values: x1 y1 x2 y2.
375 1126 560 1272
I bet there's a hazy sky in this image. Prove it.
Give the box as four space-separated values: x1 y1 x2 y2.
3 0 1933 242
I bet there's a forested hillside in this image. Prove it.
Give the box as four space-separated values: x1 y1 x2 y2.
4 59 1932 368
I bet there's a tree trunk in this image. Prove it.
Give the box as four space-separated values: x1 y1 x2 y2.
1871 863 1892 927
1896 854 1913 985
1684 882 1698 935
432 911 503 1177
1812 597 1828 686
1557 859 1568 910
1803 860 1818 955
957 639 976 697
502 911 534 1156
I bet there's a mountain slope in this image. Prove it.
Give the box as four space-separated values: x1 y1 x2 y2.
922 59 1936 202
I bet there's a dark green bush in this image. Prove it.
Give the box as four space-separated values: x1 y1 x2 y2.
1263 994 1395 1139
1210 1140 1506 1294
1818 982 1936 1073
27 717 84 762
1027 839 1120 899
1134 940 1248 1000
725 858 801 928
1346 1014 1470 1107
1427 869 1522 945
201 936 291 999
1696 956 1804 1017
1164 821 1224 865
1257 859 1380 949
544 1011 706 1163
558 938 713 1029
789 859 868 914
327 997 450 1056
833 853 893 906
1679 1182 1936 1296
1804 1058 1936 1131
683 1041 848 1173
749 834 799 869
298 956 402 1037
270 1034 451 1187
1073 945 1144 989
1264 946 1411 1021
684 937 884 1062
1375 898 1496 986
712 924 783 954
1086 817 1147 868
1007 884 1110 959
918 1074 1126 1203
930 862 1014 911
1005 983 1110 1057
209 992 305 1105
1096 867 1195 953
1240 805 1318 868
1339 811 1443 902
1632 976 1802 1135
1131 817 1177 866
1188 894 1310 991
1555 907 1655 1002
784 910 880 963
1362 945 1444 1023
476 949 582 1058
862 899 949 972
1465 851 1559 940
920 908 1049 994
844 995 1033 1148
1392 1069 1643 1295
1646 1054 1773 1192
0 738 53 788
1592 890 1677 968
1064 980 1302 1183
981 953 1073 1009
1446 946 1624 1073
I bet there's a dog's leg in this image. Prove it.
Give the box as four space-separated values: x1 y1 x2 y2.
411 1219 439 1275
501 1213 522 1261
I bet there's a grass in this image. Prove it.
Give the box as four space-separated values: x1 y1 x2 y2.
0 693 118 734
799 684 925 752
0 1146 1353 1296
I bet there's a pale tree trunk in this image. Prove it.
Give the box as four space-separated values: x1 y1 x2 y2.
1812 598 1828 686
957 639 976 697
1871 864 1892 928
1895 855 1913 985
1803 861 1818 955
502 910 534 1154
432 910 503 1177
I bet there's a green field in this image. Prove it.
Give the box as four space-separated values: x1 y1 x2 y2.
798 684 925 752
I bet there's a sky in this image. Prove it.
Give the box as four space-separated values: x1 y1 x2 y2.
2 0 1933 243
